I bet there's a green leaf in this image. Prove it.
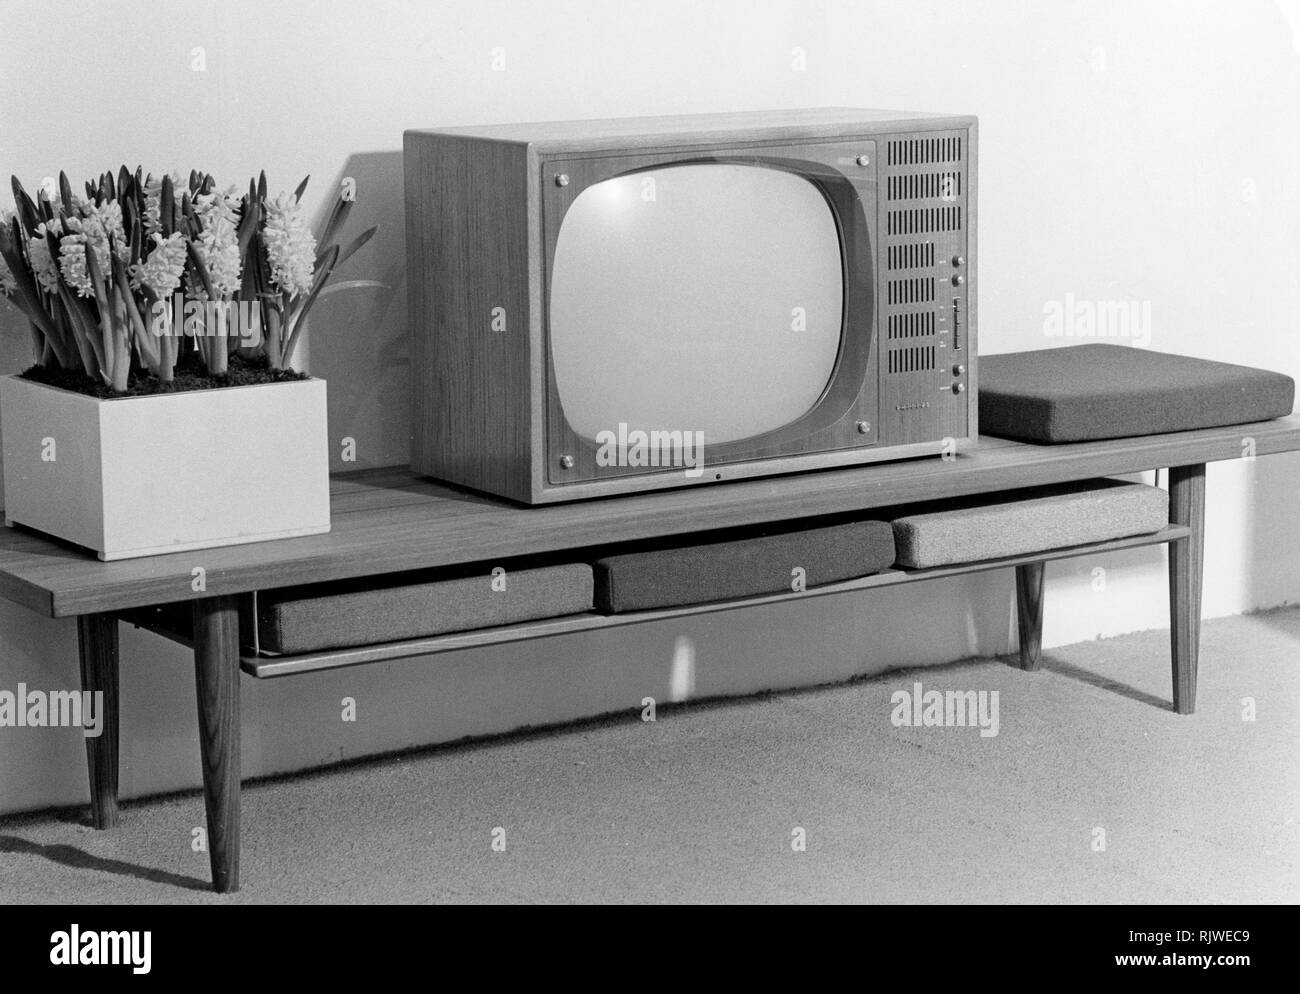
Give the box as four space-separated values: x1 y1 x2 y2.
56 281 105 379
236 197 260 258
334 225 377 268
281 243 338 367
11 177 40 234
185 238 218 300
181 192 199 237
111 252 153 360
315 197 352 259
293 174 310 203
121 195 136 246
83 243 120 384
128 202 142 262
160 175 175 237
0 221 59 343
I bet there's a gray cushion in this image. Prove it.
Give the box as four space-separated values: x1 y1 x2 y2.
255 563 594 654
979 344 1294 443
891 479 1168 569
594 520 896 613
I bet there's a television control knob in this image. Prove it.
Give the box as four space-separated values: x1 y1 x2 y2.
555 173 570 187
951 274 965 286
952 255 965 267
952 364 966 376
559 454 575 469
856 420 871 434
952 382 966 394
856 154 871 167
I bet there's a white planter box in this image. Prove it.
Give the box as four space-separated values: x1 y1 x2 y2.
0 374 330 561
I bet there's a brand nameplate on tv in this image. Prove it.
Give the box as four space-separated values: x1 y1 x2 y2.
404 108 978 503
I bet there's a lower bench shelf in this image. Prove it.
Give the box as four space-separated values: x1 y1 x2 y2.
115 524 1190 679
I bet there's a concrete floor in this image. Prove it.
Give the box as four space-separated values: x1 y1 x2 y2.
1 608 1297 903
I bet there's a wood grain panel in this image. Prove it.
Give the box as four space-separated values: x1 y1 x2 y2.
414 108 966 154
77 613 119 828
193 595 241 893
1168 463 1207 714
1014 561 1046 671
405 130 535 502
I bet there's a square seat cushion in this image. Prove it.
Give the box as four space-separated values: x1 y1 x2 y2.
891 479 1169 569
253 563 594 654
593 520 896 614
979 343 1295 443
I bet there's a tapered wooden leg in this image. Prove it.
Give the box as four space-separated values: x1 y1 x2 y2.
1014 562 1046 671
193 595 241 893
77 613 120 829
1168 464 1206 715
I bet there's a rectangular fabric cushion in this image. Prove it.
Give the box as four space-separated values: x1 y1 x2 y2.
254 563 594 654
593 520 896 614
979 343 1294 443
891 479 1168 569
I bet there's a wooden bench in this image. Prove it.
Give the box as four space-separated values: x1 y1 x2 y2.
2 417 1299 893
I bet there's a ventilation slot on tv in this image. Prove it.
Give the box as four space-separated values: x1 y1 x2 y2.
887 345 937 374
887 311 936 340
883 310 935 340
886 242 936 271
886 136 963 166
886 207 963 236
886 278 936 306
885 172 963 201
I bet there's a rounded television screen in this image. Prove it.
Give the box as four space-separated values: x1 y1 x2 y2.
548 162 844 447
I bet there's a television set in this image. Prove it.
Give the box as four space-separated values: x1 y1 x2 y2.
404 108 977 503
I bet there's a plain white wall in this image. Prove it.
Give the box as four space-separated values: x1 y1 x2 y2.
0 0 1297 814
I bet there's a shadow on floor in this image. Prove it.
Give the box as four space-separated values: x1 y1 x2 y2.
1035 654 1173 711
0 833 209 892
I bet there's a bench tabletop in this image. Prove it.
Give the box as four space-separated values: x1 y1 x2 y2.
2 417 1298 618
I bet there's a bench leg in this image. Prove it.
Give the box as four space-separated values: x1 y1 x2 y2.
1168 464 1206 715
1014 562 1046 671
77 613 120 829
193 595 241 893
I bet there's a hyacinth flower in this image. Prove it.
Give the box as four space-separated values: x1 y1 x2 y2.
1 170 172 390
179 173 244 376
0 211 70 368
2 166 379 391
0 178 79 369
133 172 191 382
40 173 122 386
249 174 376 369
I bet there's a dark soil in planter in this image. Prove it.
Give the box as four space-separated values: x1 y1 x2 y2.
21 352 309 398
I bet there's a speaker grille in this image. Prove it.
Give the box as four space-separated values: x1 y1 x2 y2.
887 310 936 340
881 127 970 432
886 136 963 165
887 345 936 374
886 241 935 271
886 206 962 235
886 277 935 305
886 171 962 201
